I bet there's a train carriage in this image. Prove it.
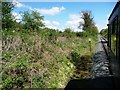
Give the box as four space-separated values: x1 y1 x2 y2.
108 1 120 77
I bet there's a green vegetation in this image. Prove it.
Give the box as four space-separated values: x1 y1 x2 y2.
1 2 98 89
22 11 45 30
100 28 108 38
2 28 97 89
78 10 98 35
2 2 15 29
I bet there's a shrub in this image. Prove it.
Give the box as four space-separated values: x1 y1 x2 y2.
70 51 81 66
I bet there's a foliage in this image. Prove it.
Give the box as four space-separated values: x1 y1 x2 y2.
70 51 81 66
63 28 76 38
100 28 108 38
78 10 98 35
2 53 29 89
2 3 98 89
92 26 99 35
22 11 45 30
76 32 84 37
2 2 15 29
2 28 97 88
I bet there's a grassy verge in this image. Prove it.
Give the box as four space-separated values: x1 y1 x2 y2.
2 29 98 89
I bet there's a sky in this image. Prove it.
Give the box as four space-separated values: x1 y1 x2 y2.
12 1 117 32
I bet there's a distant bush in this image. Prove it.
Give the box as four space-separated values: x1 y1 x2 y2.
76 32 84 37
100 28 108 38
62 28 76 38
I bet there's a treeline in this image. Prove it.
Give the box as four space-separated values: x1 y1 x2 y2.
100 28 108 38
2 2 98 35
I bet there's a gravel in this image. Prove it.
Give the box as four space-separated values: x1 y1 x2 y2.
92 35 111 78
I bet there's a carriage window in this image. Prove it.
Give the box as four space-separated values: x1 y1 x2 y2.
112 21 115 34
108 24 112 47
111 17 117 55
117 15 120 60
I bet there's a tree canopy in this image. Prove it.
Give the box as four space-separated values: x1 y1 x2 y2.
78 10 98 34
100 28 108 37
2 2 15 29
22 11 45 30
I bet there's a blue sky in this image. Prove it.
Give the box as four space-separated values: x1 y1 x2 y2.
12 1 117 32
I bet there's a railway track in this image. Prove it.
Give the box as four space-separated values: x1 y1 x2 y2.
91 35 113 78
100 35 114 76
100 35 120 88
100 36 108 56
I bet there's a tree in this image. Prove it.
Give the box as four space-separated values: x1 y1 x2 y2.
92 26 99 35
63 28 76 38
22 11 45 30
64 28 72 33
100 28 108 37
2 2 15 29
78 10 98 34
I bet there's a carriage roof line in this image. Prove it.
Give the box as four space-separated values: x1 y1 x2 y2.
108 1 120 23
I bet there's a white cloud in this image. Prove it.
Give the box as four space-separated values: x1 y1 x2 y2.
46 25 59 30
12 1 65 16
42 20 63 30
43 20 60 26
12 12 22 22
16 2 25 8
43 20 51 25
52 21 60 26
96 24 107 32
33 6 65 15
12 0 25 8
66 14 83 32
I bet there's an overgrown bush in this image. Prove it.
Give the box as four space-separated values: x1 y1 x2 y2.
2 27 97 88
62 28 76 38
70 51 81 66
2 57 29 89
